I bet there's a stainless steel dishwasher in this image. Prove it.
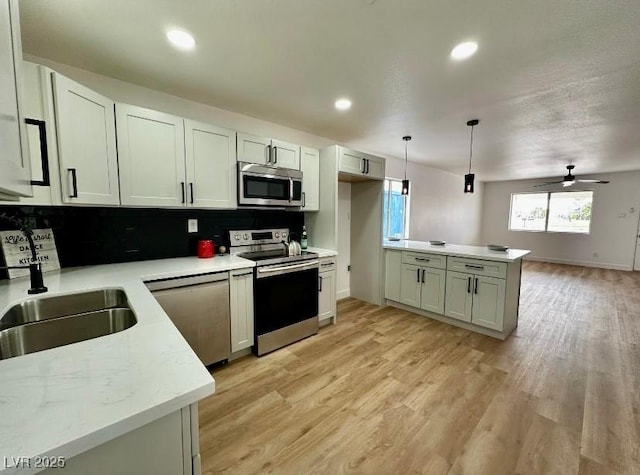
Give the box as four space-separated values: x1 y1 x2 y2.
146 272 230 366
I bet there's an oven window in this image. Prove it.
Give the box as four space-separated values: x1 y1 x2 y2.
244 175 289 200
254 268 319 335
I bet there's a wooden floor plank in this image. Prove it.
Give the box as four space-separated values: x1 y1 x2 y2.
198 262 640 474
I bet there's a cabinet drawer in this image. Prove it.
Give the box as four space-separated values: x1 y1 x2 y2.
401 252 446 269
447 257 507 279
319 257 337 272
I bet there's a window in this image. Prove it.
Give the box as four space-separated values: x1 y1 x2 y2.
509 191 593 234
383 179 410 239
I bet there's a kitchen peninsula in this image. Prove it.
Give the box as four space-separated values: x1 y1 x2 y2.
384 240 531 340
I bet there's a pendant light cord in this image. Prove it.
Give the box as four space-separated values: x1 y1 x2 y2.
468 124 474 175
404 141 408 180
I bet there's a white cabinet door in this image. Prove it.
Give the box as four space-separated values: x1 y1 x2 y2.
471 275 506 331
271 139 300 170
319 270 336 323
117 104 185 207
444 271 473 322
237 132 270 165
420 267 446 315
230 270 255 352
365 155 385 180
400 264 421 308
339 148 365 175
185 119 236 209
53 73 119 205
300 146 319 211
0 0 31 197
384 250 402 301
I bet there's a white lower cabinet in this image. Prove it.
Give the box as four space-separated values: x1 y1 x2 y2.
40 404 201 475
471 275 506 331
443 271 473 322
385 249 520 339
230 269 255 352
445 271 506 330
400 263 445 314
318 257 337 324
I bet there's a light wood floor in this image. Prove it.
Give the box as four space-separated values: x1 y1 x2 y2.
198 262 640 474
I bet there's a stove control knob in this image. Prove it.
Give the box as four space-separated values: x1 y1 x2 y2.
274 232 280 238
243 233 249 240
234 234 241 241
282 232 287 239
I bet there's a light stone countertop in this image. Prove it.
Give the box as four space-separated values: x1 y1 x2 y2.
306 247 338 258
383 240 531 262
0 254 256 474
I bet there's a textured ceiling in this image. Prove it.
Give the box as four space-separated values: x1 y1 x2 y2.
19 0 640 181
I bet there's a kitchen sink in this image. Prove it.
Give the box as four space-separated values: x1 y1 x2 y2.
0 289 137 360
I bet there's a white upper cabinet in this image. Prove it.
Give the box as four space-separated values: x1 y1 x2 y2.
53 73 119 205
338 149 365 175
300 146 319 211
237 132 300 170
237 132 271 165
338 147 385 180
185 119 236 209
116 104 186 207
0 0 31 197
271 139 300 170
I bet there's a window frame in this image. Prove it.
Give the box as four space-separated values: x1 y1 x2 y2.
383 178 410 239
508 190 594 235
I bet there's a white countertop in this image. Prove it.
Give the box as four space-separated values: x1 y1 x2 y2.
0 254 256 475
383 240 530 262
306 247 338 258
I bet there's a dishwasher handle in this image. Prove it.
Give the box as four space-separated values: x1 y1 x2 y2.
145 271 229 291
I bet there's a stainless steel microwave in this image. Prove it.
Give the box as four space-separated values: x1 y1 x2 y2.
237 162 303 207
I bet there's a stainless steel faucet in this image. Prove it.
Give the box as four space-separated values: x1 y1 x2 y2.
0 213 48 294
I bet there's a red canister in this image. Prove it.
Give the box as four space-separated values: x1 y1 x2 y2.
197 240 214 258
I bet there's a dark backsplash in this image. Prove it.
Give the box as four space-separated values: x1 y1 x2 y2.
0 205 304 273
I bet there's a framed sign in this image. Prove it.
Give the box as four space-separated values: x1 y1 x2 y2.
0 228 60 279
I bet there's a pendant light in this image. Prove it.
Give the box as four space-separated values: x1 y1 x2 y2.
402 136 411 195
464 119 479 193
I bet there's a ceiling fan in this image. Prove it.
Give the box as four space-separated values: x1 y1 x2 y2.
534 165 610 188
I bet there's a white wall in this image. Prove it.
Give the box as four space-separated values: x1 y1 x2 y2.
385 157 484 245
26 55 335 150
481 171 640 271
337 182 351 299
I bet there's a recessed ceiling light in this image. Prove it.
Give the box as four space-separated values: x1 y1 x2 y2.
335 98 352 111
450 41 478 61
167 29 196 50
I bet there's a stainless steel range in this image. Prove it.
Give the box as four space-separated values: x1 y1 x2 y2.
229 228 319 356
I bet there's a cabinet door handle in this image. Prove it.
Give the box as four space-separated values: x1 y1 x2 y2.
360 159 365 173
465 264 484 270
68 168 78 198
416 268 420 283
321 262 334 267
266 144 272 164
415 257 430 262
302 192 306 208
180 182 185 204
189 183 194 204
467 277 471 293
273 146 278 164
421 269 426 283
474 277 479 294
365 159 370 174
318 276 323 292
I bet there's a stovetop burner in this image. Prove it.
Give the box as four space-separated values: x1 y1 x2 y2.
238 250 318 266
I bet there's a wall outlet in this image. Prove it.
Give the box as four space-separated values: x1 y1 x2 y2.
187 219 198 233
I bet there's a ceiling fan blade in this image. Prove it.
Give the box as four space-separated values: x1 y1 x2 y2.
576 179 610 184
534 181 563 187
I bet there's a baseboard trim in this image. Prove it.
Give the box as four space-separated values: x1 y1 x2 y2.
524 256 632 271
336 289 350 300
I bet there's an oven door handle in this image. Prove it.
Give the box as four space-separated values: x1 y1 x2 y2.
257 261 318 278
